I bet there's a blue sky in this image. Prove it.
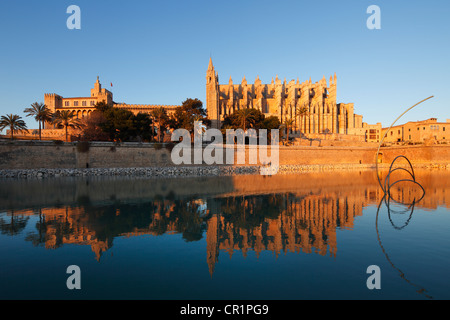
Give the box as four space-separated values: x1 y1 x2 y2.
0 0 449 129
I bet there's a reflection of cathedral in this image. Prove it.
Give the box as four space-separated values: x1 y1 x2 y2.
205 192 367 277
4 169 449 276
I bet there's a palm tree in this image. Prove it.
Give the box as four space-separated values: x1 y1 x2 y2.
0 114 28 140
234 108 260 131
323 128 331 140
295 105 308 135
52 110 83 142
24 102 53 140
151 107 169 142
282 118 295 143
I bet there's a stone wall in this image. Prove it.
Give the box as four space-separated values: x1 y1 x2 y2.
0 141 449 170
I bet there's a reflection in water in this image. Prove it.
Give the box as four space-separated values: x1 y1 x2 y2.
0 168 449 300
376 157 432 299
376 195 435 299
1 172 386 269
2 191 364 272
0 211 29 236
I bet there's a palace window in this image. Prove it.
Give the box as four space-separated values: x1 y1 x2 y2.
90 101 95 106
65 101 70 107
82 101 87 106
74 101 79 107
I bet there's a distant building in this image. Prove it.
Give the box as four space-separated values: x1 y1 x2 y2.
363 122 383 143
44 77 179 122
382 118 450 143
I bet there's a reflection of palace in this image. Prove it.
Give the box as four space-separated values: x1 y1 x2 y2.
12 207 112 261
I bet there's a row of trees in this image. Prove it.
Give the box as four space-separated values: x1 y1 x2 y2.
0 98 209 142
0 102 83 141
221 105 309 142
1 99 307 143
85 98 208 142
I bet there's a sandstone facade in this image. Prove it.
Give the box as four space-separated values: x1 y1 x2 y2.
382 118 450 144
206 58 367 138
44 77 178 123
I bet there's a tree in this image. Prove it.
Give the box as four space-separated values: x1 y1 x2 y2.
80 110 109 141
281 118 295 143
170 98 209 133
261 116 281 144
223 108 264 131
91 102 155 142
0 114 28 140
24 102 53 140
261 116 281 130
295 105 308 134
151 107 170 142
133 112 154 142
101 107 136 142
52 110 83 142
95 100 112 113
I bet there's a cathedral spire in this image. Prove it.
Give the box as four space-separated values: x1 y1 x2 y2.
208 57 214 71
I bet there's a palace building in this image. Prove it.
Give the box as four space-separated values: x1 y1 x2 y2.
206 58 367 138
382 118 450 144
44 76 179 121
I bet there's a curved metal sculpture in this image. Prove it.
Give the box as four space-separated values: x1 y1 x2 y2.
374 96 434 299
376 96 434 194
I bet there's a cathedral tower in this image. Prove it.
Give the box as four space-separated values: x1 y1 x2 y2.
206 58 220 129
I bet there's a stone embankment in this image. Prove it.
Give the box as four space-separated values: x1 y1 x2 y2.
1 163 449 179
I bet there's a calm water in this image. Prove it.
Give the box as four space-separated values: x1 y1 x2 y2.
1 170 450 300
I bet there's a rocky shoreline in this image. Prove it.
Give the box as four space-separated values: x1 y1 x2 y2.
1 163 448 179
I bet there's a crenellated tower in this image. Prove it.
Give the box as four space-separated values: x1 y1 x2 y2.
90 76 113 106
